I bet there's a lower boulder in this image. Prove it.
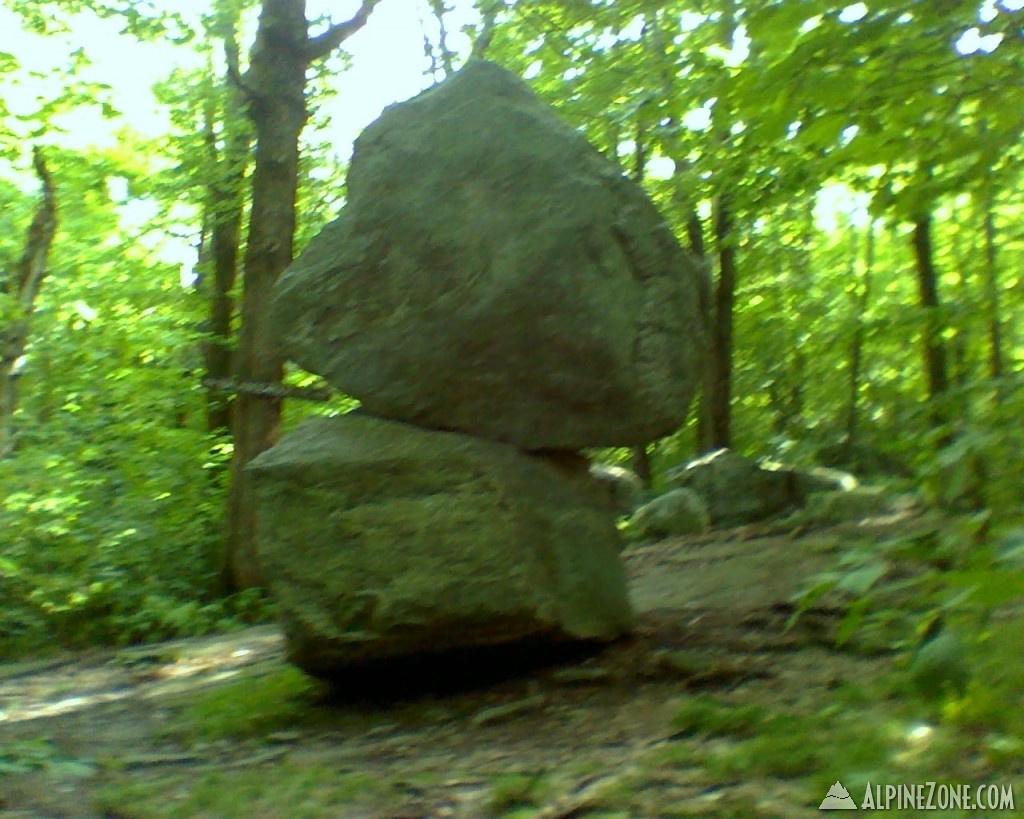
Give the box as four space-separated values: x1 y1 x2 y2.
248 414 634 680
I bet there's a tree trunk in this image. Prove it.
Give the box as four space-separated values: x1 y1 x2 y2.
203 16 251 435
223 0 381 591
911 211 952 449
705 194 736 450
787 206 815 432
204 198 243 434
0 147 57 458
687 209 716 454
981 193 1003 381
844 222 874 455
911 212 950 404
224 0 307 591
949 217 972 388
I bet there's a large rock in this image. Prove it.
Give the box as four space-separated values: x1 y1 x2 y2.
627 488 710 541
799 487 892 525
273 60 704 450
666 450 779 526
248 414 634 678
665 449 857 527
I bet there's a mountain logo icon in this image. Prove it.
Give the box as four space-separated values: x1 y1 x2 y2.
819 781 858 810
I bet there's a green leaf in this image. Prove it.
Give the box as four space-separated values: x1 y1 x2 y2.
836 562 887 596
835 596 872 647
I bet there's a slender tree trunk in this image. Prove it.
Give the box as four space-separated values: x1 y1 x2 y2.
699 0 738 454
788 206 815 429
648 9 711 459
203 20 251 435
0 148 56 458
844 222 874 455
205 201 243 434
706 194 736 450
766 221 788 436
224 0 307 590
223 0 381 591
981 193 1003 381
766 206 810 438
911 212 950 403
686 208 716 454
949 218 971 388
911 211 951 446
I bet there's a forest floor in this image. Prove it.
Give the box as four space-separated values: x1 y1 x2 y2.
1 509 1021 818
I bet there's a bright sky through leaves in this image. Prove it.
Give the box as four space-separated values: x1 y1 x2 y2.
1 1 480 157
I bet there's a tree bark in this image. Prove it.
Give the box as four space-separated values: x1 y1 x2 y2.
705 194 736 451
911 212 950 404
950 223 971 389
0 147 57 458
981 193 1003 381
844 222 874 455
223 0 382 591
203 13 251 435
684 206 716 454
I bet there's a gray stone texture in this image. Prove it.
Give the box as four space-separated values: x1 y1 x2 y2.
800 487 891 525
665 449 857 527
248 414 634 677
273 59 703 450
628 488 710 541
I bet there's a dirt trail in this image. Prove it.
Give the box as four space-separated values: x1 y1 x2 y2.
0 512 956 818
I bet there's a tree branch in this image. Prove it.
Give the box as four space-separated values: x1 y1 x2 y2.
14 147 57 304
427 0 456 77
305 0 384 62
1 146 57 457
202 376 332 403
471 0 500 59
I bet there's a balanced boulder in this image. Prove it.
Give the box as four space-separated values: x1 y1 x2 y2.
248 414 634 678
273 59 704 450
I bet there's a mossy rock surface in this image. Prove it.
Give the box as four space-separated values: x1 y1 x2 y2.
272 59 703 450
249 414 634 679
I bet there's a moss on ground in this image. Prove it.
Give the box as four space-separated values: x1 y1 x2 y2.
169 665 321 742
486 772 551 815
94 762 384 818
669 695 765 738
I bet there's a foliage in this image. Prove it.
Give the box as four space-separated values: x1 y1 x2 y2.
0 0 1022 655
787 506 1024 775
0 141 271 654
645 674 1003 808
